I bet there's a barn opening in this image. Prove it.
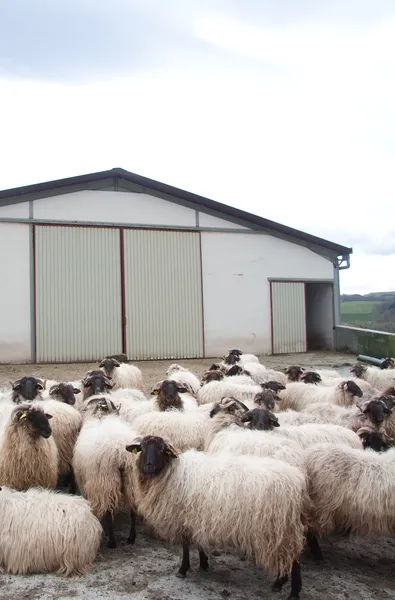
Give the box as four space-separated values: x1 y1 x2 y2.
305 282 334 350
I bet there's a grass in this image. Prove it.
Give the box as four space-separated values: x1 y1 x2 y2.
341 301 382 324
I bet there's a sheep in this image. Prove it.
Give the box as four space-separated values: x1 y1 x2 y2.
243 363 288 386
270 421 363 450
44 382 81 406
10 376 45 403
105 352 129 363
201 369 225 384
300 371 322 385
32 399 82 492
351 362 395 392
278 380 363 411
0 404 58 490
380 357 395 369
0 486 102 575
304 440 395 560
125 435 308 598
99 357 144 391
284 366 305 382
205 398 305 471
276 410 318 427
133 409 211 451
165 364 201 395
73 402 137 548
357 426 390 452
150 380 198 412
79 370 113 408
197 379 262 406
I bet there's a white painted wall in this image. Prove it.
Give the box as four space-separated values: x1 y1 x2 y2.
198 212 248 229
201 232 334 357
0 224 31 362
0 203 30 218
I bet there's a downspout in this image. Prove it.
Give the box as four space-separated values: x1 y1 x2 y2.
333 253 351 349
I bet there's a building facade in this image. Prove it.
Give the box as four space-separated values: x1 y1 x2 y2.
0 168 352 363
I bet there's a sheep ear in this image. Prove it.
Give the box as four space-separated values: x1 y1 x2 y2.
99 360 106 367
49 385 59 395
37 379 45 390
176 384 189 394
12 380 21 391
82 378 92 387
109 400 118 412
14 410 28 422
241 411 252 423
73 387 81 394
164 443 178 458
44 413 53 420
270 417 280 427
113 360 121 367
126 436 143 454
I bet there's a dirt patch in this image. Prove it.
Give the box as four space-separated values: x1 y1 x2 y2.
1 351 392 599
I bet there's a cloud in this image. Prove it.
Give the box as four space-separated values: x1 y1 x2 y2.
0 2 395 295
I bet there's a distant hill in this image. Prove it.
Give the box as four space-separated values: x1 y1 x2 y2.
340 291 395 332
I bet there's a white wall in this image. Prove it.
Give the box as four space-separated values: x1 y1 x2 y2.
0 203 30 218
0 224 31 362
201 232 334 357
198 212 248 229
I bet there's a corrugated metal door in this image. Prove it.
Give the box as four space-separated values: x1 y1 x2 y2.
35 226 122 362
271 281 307 354
124 230 204 359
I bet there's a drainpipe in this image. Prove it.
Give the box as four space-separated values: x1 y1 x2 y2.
333 253 351 348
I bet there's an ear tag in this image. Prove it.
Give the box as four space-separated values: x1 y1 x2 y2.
19 413 28 421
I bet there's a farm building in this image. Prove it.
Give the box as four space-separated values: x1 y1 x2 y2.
0 168 352 363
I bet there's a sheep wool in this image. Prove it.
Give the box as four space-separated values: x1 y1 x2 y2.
133 410 211 451
305 442 395 538
165 364 201 395
0 486 102 575
129 444 308 579
268 423 363 450
197 380 261 406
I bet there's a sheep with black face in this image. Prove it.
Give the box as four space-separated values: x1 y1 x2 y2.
350 362 395 392
357 427 389 452
284 366 305 382
99 357 144 391
126 434 308 599
165 364 200 395
150 380 198 412
301 372 322 385
78 370 113 408
11 376 45 403
0 404 58 490
47 383 80 406
201 369 225 385
278 380 364 411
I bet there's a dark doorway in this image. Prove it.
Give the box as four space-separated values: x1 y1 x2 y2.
305 282 334 350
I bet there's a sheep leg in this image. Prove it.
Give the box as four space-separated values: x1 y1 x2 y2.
198 546 209 571
103 511 116 549
176 540 190 578
68 470 77 495
127 510 137 544
306 530 323 561
272 573 288 592
288 561 302 599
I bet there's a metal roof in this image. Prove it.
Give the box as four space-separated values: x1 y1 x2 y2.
0 167 352 256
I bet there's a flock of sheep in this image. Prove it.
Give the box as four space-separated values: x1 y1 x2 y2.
0 350 395 598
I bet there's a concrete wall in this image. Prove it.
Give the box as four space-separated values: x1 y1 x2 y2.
200 232 333 356
336 325 395 357
0 223 31 362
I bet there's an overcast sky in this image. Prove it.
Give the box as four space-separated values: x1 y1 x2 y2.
1 0 394 294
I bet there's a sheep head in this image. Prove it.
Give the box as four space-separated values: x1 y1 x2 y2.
380 357 395 370
226 365 243 377
82 370 113 396
11 404 52 439
340 380 363 398
83 396 118 418
49 382 80 405
209 396 249 419
11 376 45 403
356 426 387 452
165 364 186 376
105 353 128 363
150 380 192 412
241 407 279 431
284 366 305 382
301 371 322 385
99 358 120 376
223 353 240 366
201 369 224 385
126 435 179 476
208 363 222 371
228 349 243 357
253 389 279 411
350 363 366 378
356 398 391 426
261 381 286 393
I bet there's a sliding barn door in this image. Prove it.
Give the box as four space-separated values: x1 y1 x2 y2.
271 281 307 354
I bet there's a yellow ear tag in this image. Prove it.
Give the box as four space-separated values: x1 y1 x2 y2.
19 413 28 421
131 448 139 454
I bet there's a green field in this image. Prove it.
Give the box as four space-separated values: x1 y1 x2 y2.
341 301 382 324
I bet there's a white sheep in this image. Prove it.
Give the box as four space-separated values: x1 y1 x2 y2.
242 362 288 386
304 441 395 560
9 376 45 403
133 409 211 451
42 382 81 406
268 422 363 450
78 370 113 408
197 379 261 406
32 399 82 492
165 364 201 395
125 435 308 598
73 402 137 548
99 357 144 391
205 398 305 470
351 363 395 392
0 486 102 575
0 404 58 490
278 380 364 411
149 380 198 412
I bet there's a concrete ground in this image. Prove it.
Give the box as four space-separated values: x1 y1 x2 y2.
1 351 394 600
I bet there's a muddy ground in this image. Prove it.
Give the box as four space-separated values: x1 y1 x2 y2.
0 351 394 600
